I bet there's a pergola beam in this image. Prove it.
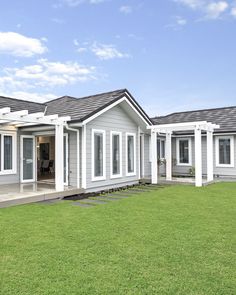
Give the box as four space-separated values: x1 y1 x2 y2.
0 107 70 126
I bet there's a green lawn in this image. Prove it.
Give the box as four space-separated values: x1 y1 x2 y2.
1 183 236 295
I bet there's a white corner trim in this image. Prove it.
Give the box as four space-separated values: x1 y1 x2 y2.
176 137 192 166
215 135 235 168
91 129 106 182
0 131 17 176
125 132 137 177
82 124 87 189
110 131 122 179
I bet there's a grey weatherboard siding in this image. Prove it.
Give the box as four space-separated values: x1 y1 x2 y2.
85 105 141 190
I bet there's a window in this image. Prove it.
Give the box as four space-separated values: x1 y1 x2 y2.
216 136 234 167
157 139 165 159
126 133 136 176
176 138 192 166
92 129 106 181
0 133 16 175
110 131 122 178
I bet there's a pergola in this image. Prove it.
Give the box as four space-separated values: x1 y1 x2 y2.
0 107 71 191
148 121 220 187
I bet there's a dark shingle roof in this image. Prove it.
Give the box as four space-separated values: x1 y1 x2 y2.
0 89 152 124
45 89 127 121
152 106 236 132
0 96 45 114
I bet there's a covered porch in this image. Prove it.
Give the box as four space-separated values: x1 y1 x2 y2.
0 106 70 192
148 121 220 187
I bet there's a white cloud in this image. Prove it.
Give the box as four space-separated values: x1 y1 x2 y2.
0 32 47 57
174 0 230 19
120 5 133 14
55 0 106 7
3 91 57 103
176 16 187 25
231 6 236 17
91 43 130 60
0 59 97 102
205 1 228 19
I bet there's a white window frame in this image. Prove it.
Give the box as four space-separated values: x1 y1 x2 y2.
215 136 234 168
176 138 192 166
158 138 166 159
126 132 136 177
110 131 122 179
0 131 17 175
91 129 106 181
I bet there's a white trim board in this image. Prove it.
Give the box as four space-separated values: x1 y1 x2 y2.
110 131 122 179
91 129 106 182
82 96 151 127
125 132 137 177
215 135 235 168
176 137 192 166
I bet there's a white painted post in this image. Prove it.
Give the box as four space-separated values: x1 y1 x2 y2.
151 131 158 184
207 130 214 182
81 124 87 189
55 124 64 191
166 132 172 181
195 127 202 187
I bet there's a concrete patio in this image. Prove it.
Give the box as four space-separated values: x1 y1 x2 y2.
0 183 84 208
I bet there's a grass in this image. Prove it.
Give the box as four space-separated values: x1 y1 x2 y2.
0 183 236 295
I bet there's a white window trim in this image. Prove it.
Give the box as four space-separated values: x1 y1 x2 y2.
110 131 122 179
91 129 106 182
215 136 235 168
126 132 136 177
176 138 192 166
0 131 17 175
158 138 166 159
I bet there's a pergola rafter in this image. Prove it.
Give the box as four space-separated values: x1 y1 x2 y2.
148 121 220 187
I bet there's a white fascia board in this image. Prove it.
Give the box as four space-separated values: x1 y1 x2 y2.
82 96 151 127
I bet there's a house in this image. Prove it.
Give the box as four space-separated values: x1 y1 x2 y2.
0 89 152 200
0 88 235 205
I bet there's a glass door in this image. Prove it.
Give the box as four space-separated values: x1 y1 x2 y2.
21 136 36 183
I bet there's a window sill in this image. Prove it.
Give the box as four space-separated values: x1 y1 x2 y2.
91 176 106 182
0 170 17 176
176 163 192 167
110 174 123 179
126 172 136 177
216 164 234 168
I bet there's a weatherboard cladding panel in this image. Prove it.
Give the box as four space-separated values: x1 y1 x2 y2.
86 104 139 190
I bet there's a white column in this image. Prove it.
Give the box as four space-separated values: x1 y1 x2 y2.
151 131 158 184
207 130 214 182
195 127 202 187
81 124 87 189
166 132 172 181
55 124 64 191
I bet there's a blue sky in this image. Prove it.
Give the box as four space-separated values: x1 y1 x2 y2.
0 0 236 116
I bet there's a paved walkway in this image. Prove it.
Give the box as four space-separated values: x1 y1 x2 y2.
68 185 165 208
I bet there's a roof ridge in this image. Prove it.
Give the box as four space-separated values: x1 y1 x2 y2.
152 105 236 119
0 95 46 106
46 89 126 104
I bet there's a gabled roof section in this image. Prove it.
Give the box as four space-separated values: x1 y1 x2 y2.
152 106 236 132
0 95 45 114
45 89 152 125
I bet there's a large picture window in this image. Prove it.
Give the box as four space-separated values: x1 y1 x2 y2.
176 138 192 166
111 131 122 178
92 129 106 181
0 133 16 175
126 133 136 176
216 136 234 167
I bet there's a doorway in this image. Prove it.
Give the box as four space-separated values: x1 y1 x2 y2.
20 133 68 185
